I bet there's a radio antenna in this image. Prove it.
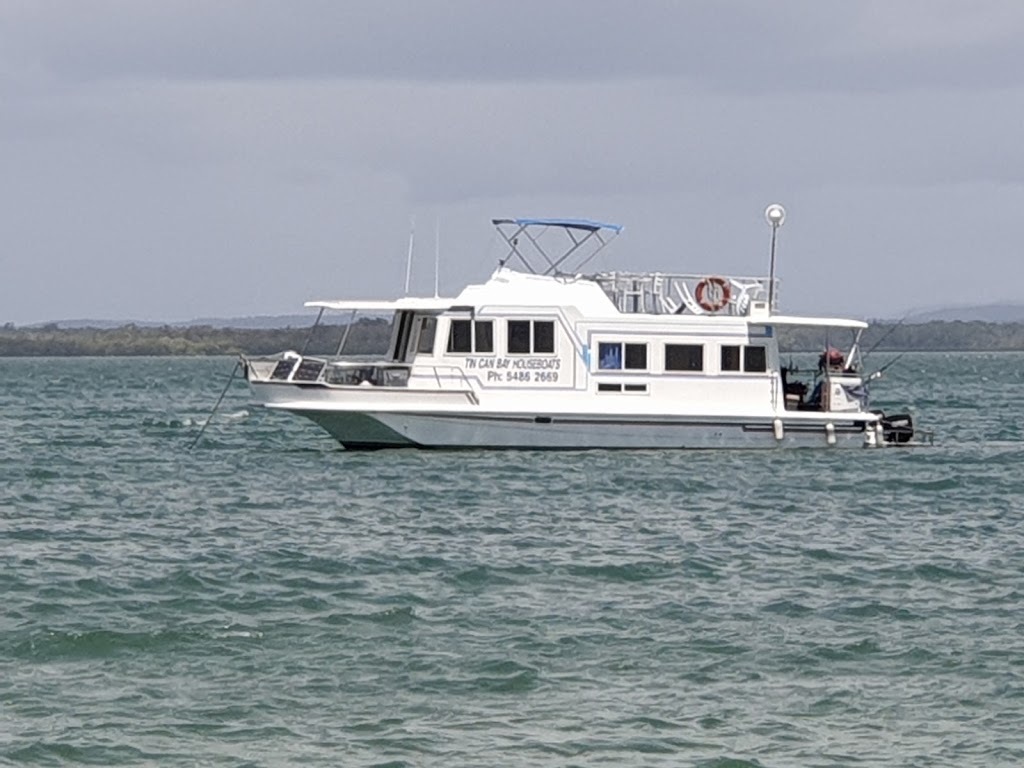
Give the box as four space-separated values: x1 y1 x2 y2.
434 218 440 298
404 216 416 295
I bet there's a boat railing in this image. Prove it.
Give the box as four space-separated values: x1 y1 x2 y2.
246 353 413 387
323 361 411 387
246 354 478 401
591 271 778 316
426 364 481 403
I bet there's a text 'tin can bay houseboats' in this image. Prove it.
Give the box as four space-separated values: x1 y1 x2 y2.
243 207 916 449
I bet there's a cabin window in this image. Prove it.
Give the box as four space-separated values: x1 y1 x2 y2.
721 345 741 372
598 342 647 370
507 320 555 355
475 321 494 353
416 317 437 354
598 343 621 369
448 320 472 353
534 322 555 354
598 382 648 393
447 319 494 354
745 346 767 372
665 344 703 372
721 343 768 373
625 344 647 369
508 321 530 353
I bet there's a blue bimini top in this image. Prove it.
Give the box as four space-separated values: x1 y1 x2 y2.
491 217 624 234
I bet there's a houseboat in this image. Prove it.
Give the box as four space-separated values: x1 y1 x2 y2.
241 213 916 449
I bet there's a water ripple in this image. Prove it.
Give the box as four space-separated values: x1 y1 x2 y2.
2 354 1024 767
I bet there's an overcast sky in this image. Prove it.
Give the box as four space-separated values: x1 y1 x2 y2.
2 0 1023 324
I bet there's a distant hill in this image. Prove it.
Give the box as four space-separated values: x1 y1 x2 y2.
24 314 340 330
2 318 391 356
903 303 1024 323
186 314 350 328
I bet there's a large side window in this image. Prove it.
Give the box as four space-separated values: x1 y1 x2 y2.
446 319 495 354
598 342 647 370
720 344 768 373
665 344 703 372
744 346 767 373
507 320 555 355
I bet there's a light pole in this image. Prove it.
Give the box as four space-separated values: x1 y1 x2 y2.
765 203 786 312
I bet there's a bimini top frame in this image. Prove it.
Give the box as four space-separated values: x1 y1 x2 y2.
492 217 623 276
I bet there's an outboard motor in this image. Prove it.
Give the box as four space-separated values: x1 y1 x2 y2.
881 413 914 444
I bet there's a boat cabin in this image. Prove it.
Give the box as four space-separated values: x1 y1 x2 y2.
247 217 872 419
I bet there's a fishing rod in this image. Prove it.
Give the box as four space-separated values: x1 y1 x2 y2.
866 351 907 381
863 313 910 358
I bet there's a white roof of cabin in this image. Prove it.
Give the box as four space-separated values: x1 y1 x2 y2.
454 269 617 314
766 315 868 329
305 268 617 315
305 297 456 312
305 268 868 327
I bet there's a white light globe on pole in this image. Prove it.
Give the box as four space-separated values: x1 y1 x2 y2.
764 203 786 312
765 204 786 228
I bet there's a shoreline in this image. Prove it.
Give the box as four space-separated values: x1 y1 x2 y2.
3 320 1024 355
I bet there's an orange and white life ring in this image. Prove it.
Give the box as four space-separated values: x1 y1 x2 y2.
695 276 731 312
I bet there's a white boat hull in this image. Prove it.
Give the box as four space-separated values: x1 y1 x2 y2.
288 408 873 450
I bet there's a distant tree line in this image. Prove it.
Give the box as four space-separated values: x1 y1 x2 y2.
778 321 1024 352
2 318 1024 356
0 318 392 357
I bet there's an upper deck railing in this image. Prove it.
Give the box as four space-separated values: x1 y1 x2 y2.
591 272 778 316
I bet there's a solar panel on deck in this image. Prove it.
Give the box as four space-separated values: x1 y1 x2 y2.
292 360 325 382
270 360 296 380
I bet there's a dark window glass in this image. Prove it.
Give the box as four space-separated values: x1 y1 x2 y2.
721 345 741 371
625 343 647 370
598 342 622 370
447 319 471 353
533 321 555 354
744 346 767 372
665 344 703 372
393 311 414 361
474 321 493 353
597 383 622 392
416 317 437 354
624 383 647 392
508 320 531 354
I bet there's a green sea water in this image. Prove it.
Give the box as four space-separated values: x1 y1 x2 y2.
2 353 1024 767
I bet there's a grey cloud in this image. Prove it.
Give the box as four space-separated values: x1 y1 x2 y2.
4 1 1024 92
2 2 1023 324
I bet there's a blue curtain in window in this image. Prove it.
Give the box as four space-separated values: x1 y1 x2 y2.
599 343 622 369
